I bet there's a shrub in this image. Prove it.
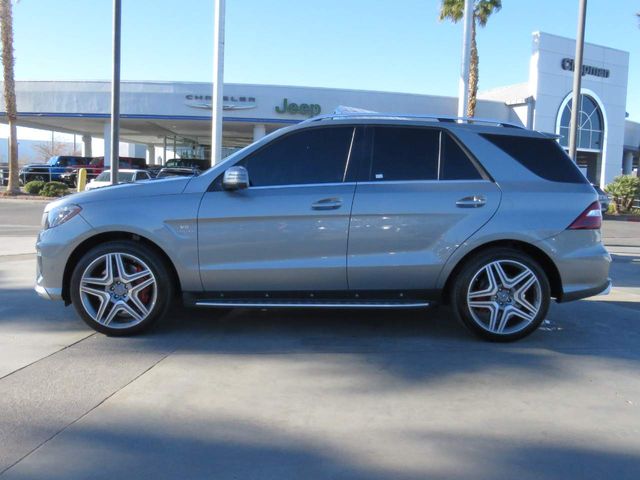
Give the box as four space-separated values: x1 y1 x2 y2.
24 180 46 195
40 181 69 198
604 175 640 214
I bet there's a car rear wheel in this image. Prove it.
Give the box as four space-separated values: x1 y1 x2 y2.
70 241 173 335
451 248 550 342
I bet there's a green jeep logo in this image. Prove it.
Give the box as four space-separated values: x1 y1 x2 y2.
275 98 321 117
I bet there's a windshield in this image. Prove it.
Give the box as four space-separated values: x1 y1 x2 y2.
95 171 135 182
46 156 60 166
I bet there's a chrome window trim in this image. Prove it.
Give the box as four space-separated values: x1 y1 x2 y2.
355 179 493 186
248 181 358 191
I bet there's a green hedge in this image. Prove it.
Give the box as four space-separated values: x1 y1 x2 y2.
24 180 47 195
39 181 69 198
605 175 640 214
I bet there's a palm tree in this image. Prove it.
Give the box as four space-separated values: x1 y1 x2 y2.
440 0 502 117
0 0 18 195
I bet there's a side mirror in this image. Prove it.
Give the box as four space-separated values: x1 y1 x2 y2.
222 166 249 190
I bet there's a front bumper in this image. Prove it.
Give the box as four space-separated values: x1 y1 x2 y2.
34 283 63 301
35 212 94 303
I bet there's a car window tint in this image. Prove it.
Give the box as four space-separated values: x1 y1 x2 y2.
240 127 354 186
482 134 588 184
369 127 438 181
440 133 482 180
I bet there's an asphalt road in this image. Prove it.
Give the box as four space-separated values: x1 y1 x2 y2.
1 199 639 479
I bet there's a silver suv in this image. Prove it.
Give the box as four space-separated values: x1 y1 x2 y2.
35 114 611 341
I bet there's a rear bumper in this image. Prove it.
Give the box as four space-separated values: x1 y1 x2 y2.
537 229 611 303
559 278 611 303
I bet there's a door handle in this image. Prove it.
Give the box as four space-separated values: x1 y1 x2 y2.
311 198 342 210
456 195 487 208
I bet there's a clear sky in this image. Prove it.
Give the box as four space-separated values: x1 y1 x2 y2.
9 0 640 121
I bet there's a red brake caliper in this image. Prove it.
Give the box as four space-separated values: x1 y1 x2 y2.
134 264 151 303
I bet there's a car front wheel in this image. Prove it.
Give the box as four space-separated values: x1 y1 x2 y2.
451 248 550 342
70 241 173 335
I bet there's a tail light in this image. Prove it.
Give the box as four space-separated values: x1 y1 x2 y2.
568 201 602 230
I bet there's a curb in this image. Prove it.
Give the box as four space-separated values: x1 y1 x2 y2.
0 195 56 201
603 214 640 223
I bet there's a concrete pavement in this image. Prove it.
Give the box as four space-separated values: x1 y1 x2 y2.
1 199 639 479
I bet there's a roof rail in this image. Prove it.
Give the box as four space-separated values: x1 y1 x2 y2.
300 112 525 129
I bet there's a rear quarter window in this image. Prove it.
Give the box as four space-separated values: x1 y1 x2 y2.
481 133 588 184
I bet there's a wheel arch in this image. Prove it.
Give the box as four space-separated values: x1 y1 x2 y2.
62 231 182 305
441 239 563 304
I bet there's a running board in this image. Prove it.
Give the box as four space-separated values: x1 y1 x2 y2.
194 299 431 309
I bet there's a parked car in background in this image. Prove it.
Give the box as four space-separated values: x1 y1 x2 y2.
20 156 92 184
84 169 152 191
165 158 210 171
146 166 162 178
592 184 611 213
0 163 8 186
60 157 149 187
156 167 201 178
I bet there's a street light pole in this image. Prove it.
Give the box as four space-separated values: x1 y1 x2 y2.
568 0 587 162
457 0 473 119
211 0 225 166
109 0 121 185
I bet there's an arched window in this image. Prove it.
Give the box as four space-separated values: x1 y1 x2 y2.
558 95 604 151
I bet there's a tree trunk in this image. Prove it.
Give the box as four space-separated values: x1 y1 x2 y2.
467 18 478 118
0 0 19 195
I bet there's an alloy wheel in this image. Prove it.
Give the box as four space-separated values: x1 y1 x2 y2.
79 252 157 329
466 259 542 335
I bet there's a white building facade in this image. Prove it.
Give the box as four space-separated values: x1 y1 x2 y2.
1 32 638 187
480 32 637 186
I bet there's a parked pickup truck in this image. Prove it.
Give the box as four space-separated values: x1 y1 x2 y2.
19 156 93 184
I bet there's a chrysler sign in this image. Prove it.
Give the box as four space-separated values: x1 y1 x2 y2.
185 94 257 110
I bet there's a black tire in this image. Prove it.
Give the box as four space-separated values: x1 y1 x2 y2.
70 240 174 336
450 248 550 342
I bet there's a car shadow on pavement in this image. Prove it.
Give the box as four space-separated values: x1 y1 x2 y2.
2 278 640 388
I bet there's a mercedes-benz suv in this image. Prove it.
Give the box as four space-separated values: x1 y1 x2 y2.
35 114 611 341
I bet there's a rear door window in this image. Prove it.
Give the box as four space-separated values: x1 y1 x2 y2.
440 133 483 180
368 127 439 181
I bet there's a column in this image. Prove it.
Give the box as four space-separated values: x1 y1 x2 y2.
131 144 146 159
82 135 92 157
253 124 266 142
622 150 634 175
146 144 156 165
103 122 111 167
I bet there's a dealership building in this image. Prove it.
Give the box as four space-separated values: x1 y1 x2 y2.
1 32 638 187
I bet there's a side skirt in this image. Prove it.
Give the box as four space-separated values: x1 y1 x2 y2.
182 290 440 309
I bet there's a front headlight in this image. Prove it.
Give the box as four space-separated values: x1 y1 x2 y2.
44 204 82 230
